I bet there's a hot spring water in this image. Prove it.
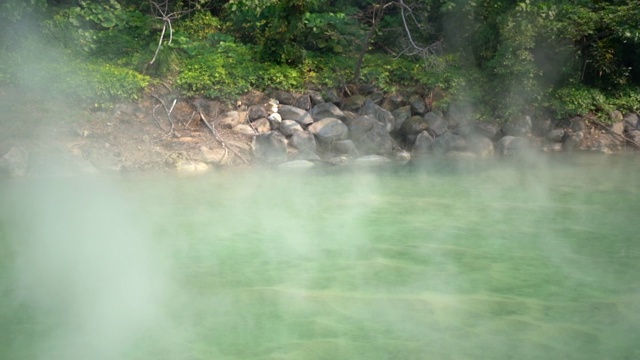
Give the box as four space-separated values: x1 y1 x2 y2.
1 154 639 359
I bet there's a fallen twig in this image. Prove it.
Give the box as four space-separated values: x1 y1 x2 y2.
195 104 249 165
589 118 640 150
151 93 176 135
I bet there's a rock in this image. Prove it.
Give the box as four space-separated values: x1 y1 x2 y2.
267 113 282 129
328 156 349 166
332 139 359 157
310 102 346 122
233 124 256 136
542 143 563 152
353 124 395 156
362 100 395 132
381 93 406 112
409 95 426 115
475 122 501 139
391 106 412 131
609 110 623 121
308 117 349 144
611 121 625 136
271 90 295 105
323 88 341 104
217 111 243 129
252 131 288 163
432 132 467 155
294 94 312 110
342 95 366 112
278 160 316 170
358 84 378 95
569 116 586 132
502 115 532 137
308 90 325 106
248 105 268 121
348 115 377 140
367 92 384 105
175 160 210 175
424 112 448 137
278 105 313 126
546 129 565 143
466 135 494 157
495 136 530 155
198 146 228 165
395 150 411 164
280 120 304 136
627 130 640 144
563 131 584 151
532 118 552 137
623 113 639 130
411 131 434 157
253 118 271 133
354 155 391 166
0 147 29 177
289 130 317 156
446 101 473 127
399 115 429 139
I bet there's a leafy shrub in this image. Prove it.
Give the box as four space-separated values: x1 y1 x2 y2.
551 84 640 121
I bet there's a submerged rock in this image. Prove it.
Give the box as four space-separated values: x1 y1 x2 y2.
354 154 391 166
277 159 316 170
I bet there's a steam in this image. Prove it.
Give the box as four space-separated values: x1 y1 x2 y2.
6 175 168 360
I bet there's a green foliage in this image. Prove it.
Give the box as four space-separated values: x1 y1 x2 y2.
551 84 640 121
177 12 221 41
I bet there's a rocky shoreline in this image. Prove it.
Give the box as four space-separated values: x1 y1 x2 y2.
1 88 639 177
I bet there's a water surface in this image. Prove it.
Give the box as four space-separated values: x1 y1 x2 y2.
1 154 639 359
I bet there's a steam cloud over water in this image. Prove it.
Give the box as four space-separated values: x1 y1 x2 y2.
1 157 640 359
5 175 168 360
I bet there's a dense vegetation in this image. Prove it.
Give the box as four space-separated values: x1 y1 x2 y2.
1 0 639 121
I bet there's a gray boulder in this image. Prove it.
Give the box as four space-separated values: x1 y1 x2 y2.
217 111 243 129
399 115 429 139
502 116 532 137
391 106 412 131
310 102 346 122
348 115 378 140
381 93 406 112
546 129 565 143
495 136 530 155
278 160 316 170
362 100 395 132
308 90 325 106
308 117 349 144
424 112 448 137
563 131 584 152
332 139 359 157
253 118 271 133
252 131 288 163
432 132 467 155
353 124 395 156
411 131 434 157
248 105 268 121
466 135 494 157
623 113 639 130
342 95 366 112
280 120 303 136
278 105 313 126
409 95 426 115
294 94 312 111
289 130 317 156
354 155 391 166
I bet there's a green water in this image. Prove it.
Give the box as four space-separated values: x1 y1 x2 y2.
1 154 639 360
